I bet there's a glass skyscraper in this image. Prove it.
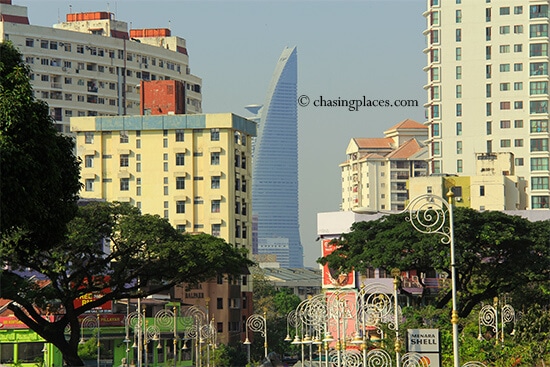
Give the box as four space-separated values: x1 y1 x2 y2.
252 46 304 268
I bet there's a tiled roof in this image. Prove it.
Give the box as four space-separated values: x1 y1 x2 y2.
386 118 427 131
387 138 424 159
354 137 394 149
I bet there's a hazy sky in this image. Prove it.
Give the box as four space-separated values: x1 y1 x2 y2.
18 0 427 268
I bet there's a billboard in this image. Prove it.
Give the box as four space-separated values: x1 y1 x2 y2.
407 328 441 367
321 238 356 289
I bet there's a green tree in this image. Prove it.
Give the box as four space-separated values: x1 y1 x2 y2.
0 41 81 259
250 269 301 362
320 208 550 318
1 201 253 366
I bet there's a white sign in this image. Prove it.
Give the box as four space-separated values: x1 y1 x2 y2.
407 328 440 353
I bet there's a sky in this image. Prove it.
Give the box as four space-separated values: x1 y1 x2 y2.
18 0 428 268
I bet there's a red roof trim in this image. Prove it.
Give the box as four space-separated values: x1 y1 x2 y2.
1 14 30 24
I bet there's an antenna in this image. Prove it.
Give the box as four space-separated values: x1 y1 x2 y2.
168 20 171 30
57 8 60 23
69 4 72 14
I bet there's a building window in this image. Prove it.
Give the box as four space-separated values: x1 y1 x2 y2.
211 200 221 213
514 82 523 90
457 141 463 154
211 152 220 165
431 67 440 81
530 24 548 38
514 6 523 14
500 7 510 15
120 178 129 191
486 121 492 135
456 122 462 136
500 26 510 34
532 177 549 190
530 43 548 57
120 154 129 167
120 130 129 143
486 26 491 41
515 139 523 147
487 140 492 153
176 153 185 166
530 81 548 95
210 128 220 141
530 100 548 114
211 176 221 189
532 196 550 209
176 201 185 213
432 123 440 137
456 47 462 60
515 158 524 166
176 177 185 190
85 155 94 168
499 45 510 54
457 159 463 173
500 83 510 91
212 224 221 237
486 103 492 116
85 179 94 192
455 66 462 79
431 105 440 119
456 29 462 42
433 142 441 156
514 63 523 72
500 101 511 110
531 138 549 152
486 84 492 97
514 120 524 128
480 186 485 197
531 119 548 133
85 132 94 144
514 101 523 109
531 157 549 171
514 44 522 52
500 120 511 129
456 85 462 98
500 139 511 148
456 104 462 116
530 5 549 19
175 129 185 142
456 9 462 23
217 298 223 309
530 62 548 75
500 63 510 72
514 25 523 34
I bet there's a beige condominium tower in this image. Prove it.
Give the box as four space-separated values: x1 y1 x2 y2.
0 0 202 133
424 0 550 209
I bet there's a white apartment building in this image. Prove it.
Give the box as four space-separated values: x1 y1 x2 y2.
341 119 429 211
0 0 202 134
424 0 550 209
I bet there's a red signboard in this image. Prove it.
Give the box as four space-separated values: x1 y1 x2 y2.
322 239 356 289
0 315 54 329
73 276 113 311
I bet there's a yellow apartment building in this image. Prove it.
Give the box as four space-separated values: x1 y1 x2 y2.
71 112 255 345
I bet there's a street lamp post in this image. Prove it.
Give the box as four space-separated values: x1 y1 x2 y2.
243 311 268 364
354 189 460 367
478 296 516 343
80 314 101 367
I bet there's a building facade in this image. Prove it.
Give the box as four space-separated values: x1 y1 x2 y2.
71 113 255 345
0 0 202 134
340 119 429 212
424 0 549 209
251 46 304 267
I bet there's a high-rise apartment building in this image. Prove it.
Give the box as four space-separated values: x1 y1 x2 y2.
252 46 304 268
71 112 255 345
0 0 202 134
341 119 429 212
424 0 549 209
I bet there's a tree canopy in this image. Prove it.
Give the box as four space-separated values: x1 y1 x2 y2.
0 41 81 255
319 207 550 318
0 41 253 366
1 201 253 366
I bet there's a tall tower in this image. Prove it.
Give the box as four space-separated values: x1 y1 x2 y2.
424 0 550 209
252 46 304 267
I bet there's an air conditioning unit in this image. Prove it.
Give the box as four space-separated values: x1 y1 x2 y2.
456 197 463 202
62 67 67 72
